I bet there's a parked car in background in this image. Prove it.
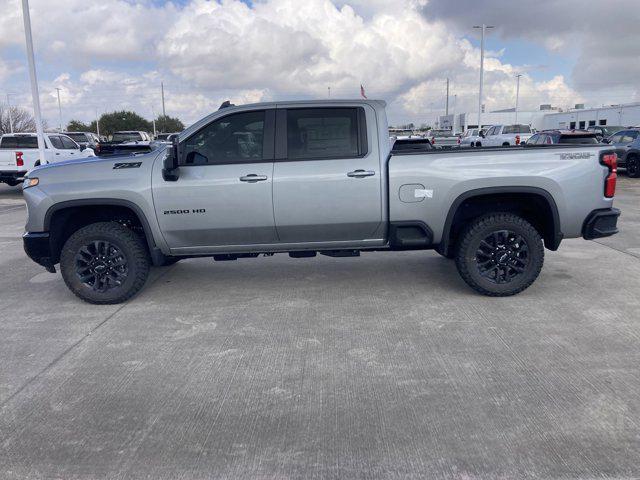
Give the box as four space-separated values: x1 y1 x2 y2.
525 130 600 146
0 133 95 186
22 99 619 303
155 132 180 142
97 131 153 156
429 129 458 148
63 131 100 152
481 124 534 147
587 125 626 141
604 128 640 177
458 128 485 148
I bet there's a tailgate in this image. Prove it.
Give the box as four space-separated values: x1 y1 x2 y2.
0 151 16 168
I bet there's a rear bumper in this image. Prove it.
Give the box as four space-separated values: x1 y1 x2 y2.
23 232 56 273
0 170 27 183
582 208 620 240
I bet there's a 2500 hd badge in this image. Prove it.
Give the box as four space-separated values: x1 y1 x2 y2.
163 209 206 215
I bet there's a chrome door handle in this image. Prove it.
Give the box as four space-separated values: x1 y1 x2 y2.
239 174 268 183
347 169 375 178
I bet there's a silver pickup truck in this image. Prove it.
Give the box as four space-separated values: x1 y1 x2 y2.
22 100 620 304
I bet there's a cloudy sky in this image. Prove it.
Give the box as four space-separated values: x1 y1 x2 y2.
0 0 639 128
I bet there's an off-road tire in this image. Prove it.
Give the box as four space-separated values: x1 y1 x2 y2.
455 213 544 296
60 222 150 304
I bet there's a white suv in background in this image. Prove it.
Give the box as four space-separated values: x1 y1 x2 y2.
481 124 534 147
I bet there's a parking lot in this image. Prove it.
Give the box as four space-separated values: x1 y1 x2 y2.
1 177 639 478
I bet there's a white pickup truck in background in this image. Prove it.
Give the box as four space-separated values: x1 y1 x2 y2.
481 124 534 147
0 133 95 186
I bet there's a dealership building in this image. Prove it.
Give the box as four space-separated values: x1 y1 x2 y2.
540 103 640 130
439 102 640 133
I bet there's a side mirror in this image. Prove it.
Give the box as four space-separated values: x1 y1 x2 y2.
602 138 610 144
479 132 485 138
162 139 180 181
79 145 86 151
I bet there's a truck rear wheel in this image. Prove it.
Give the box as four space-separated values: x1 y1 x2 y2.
626 155 640 178
455 213 544 296
60 222 150 304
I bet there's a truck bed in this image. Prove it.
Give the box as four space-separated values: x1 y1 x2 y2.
387 144 614 246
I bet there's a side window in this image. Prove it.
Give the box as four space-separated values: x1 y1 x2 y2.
60 136 79 149
49 136 64 149
183 110 266 165
485 126 495 136
609 133 624 144
286 108 364 160
528 134 539 144
620 131 638 143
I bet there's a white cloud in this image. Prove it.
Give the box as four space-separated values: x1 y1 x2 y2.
0 0 606 126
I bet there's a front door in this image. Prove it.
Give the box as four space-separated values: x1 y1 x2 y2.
153 109 278 250
272 106 383 243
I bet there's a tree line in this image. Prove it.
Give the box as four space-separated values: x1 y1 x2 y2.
0 105 184 136
67 111 185 136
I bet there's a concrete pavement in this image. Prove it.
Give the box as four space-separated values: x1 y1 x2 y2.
1 178 639 479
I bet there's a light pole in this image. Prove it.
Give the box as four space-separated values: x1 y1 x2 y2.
21 0 46 166
515 74 522 124
56 87 62 131
95 107 100 138
473 24 494 129
6 93 15 133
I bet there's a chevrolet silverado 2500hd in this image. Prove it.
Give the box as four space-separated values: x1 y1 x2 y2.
22 100 620 304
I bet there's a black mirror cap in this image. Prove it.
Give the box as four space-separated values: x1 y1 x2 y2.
162 142 180 181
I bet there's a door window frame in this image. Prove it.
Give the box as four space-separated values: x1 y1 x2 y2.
178 109 275 166
274 107 368 162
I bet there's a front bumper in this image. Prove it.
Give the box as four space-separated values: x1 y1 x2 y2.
583 208 621 240
23 232 56 273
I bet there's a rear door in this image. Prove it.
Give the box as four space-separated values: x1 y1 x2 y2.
153 109 278 249
272 106 383 243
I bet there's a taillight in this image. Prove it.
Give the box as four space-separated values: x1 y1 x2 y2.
515 135 521 145
15 151 24 167
600 152 617 198
457 137 461 144
431 136 435 144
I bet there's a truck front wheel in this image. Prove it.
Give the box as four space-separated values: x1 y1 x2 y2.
60 222 150 304
455 213 544 296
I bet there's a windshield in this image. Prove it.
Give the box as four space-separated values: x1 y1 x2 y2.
111 132 143 143
503 125 531 134
65 133 87 142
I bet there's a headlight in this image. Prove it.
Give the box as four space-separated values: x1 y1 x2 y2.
23 177 39 189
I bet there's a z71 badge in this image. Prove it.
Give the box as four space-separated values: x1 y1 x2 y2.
163 209 206 215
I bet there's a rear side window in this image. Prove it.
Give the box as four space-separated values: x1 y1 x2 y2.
286 108 365 160
0 136 39 149
503 125 531 134
620 131 639 143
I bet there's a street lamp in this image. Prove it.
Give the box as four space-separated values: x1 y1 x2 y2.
515 74 522 124
473 24 495 129
21 0 47 166
6 93 16 133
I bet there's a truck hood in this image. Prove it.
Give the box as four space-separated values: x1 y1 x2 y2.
30 147 165 175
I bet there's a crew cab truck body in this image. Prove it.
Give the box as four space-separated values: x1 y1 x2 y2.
481 124 534 147
0 133 95 186
22 100 620 304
